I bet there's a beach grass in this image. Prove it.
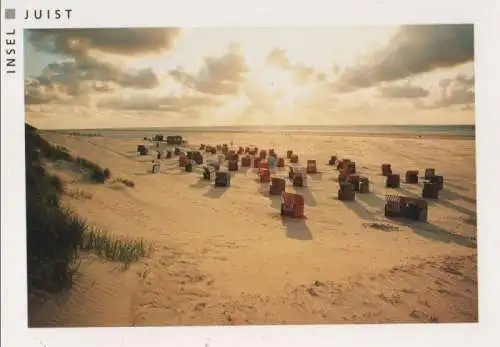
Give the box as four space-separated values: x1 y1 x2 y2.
25 123 145 295
81 227 150 264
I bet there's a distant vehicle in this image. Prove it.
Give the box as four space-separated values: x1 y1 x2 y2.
153 134 164 142
166 135 183 145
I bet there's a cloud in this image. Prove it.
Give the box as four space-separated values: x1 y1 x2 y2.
27 28 182 57
334 24 474 91
265 48 291 69
416 74 475 109
169 44 248 95
377 82 429 99
265 48 317 84
25 55 161 105
97 92 224 114
433 74 475 107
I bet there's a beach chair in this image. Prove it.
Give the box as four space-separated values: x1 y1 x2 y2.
241 156 251 167
292 170 307 187
270 177 286 195
281 192 305 218
192 151 203 164
206 161 220 172
338 181 355 201
267 156 277 170
137 144 148 156
359 177 370 193
347 161 356 174
286 150 293 159
424 168 435 180
430 175 444 190
422 182 440 199
386 174 401 188
203 165 216 181
252 157 261 169
228 159 239 171
384 194 403 217
402 197 428 222
215 171 231 187
337 159 351 171
405 170 419 184
328 155 337 165
348 175 361 191
152 159 161 173
225 150 238 161
381 163 392 176
277 157 285 168
290 154 299 164
259 161 269 173
306 160 317 174
179 155 188 167
260 168 271 183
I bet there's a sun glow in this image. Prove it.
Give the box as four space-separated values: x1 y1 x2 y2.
247 67 315 109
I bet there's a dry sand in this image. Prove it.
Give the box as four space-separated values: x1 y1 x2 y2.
28 131 478 327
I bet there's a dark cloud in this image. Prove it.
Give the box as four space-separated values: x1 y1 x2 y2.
169 44 248 95
335 24 474 91
377 83 429 99
25 56 160 105
24 79 67 104
27 28 182 57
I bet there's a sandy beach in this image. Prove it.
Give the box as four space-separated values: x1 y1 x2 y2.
28 131 478 327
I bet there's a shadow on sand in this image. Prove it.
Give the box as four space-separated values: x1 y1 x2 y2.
203 186 228 199
292 187 317 207
389 218 476 249
355 193 385 209
444 181 470 192
258 188 281 210
341 200 373 220
440 188 476 204
281 218 313 240
309 172 323 181
397 187 477 218
190 179 212 188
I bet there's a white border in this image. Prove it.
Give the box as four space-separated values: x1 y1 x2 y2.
2 0 500 346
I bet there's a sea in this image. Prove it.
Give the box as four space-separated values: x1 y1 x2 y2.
55 124 475 139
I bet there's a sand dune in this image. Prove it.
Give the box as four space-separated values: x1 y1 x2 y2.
28 132 477 326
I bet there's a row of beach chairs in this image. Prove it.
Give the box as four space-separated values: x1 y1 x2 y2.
140 141 444 222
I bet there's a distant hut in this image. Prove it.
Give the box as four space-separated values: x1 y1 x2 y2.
166 135 183 145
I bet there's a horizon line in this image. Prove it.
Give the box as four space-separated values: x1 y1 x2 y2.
37 123 476 131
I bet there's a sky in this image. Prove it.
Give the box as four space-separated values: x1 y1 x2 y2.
24 25 475 129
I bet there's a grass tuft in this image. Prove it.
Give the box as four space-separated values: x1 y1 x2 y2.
81 227 151 264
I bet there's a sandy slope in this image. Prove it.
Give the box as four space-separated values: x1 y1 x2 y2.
28 132 478 326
